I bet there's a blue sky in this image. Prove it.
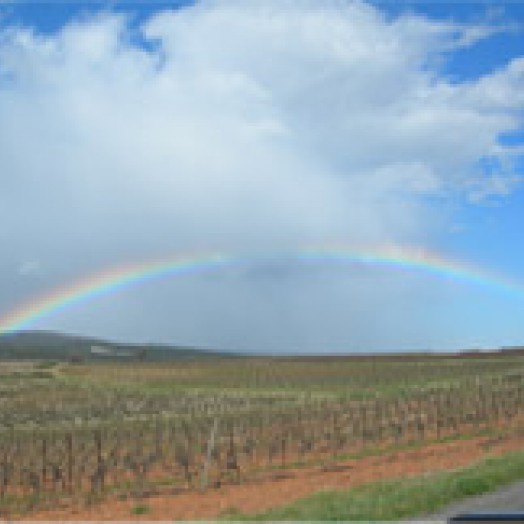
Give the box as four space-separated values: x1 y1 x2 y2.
0 0 523 352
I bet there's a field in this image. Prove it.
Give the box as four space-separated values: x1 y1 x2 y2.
1 350 524 519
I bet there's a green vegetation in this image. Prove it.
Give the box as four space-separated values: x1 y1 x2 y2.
229 450 524 521
131 503 150 515
34 361 58 369
1 342 524 517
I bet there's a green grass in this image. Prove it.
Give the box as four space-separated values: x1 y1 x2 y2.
224 449 524 521
131 503 150 515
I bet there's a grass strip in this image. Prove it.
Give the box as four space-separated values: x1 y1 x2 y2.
223 448 524 521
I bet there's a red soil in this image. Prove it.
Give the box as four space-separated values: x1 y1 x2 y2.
21 429 524 521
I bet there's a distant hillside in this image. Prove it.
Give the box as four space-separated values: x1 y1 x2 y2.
1 330 522 362
0 330 241 361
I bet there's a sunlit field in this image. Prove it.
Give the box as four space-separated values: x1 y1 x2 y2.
1 351 524 518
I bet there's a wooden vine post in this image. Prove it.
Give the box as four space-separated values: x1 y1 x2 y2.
200 418 218 491
66 433 73 494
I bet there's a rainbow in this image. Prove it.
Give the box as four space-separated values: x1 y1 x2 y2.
0 245 521 334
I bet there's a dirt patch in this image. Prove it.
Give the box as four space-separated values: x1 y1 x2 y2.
22 430 524 521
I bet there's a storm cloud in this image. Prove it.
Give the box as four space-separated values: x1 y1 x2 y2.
0 1 523 351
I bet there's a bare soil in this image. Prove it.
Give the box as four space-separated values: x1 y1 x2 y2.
22 429 524 521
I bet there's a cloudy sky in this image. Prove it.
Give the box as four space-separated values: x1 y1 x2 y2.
0 0 523 353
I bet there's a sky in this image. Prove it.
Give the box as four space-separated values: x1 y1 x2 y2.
0 0 524 353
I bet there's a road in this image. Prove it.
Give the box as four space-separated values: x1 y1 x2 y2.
407 479 524 522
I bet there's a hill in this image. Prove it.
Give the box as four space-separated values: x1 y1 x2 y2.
0 330 240 361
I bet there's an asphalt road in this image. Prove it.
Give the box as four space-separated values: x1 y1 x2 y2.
407 479 524 522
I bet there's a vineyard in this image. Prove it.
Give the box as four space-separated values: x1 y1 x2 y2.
1 352 524 517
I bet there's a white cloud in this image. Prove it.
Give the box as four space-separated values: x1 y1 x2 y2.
467 172 522 204
0 0 523 350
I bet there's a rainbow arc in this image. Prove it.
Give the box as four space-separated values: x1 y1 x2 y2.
0 245 521 334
